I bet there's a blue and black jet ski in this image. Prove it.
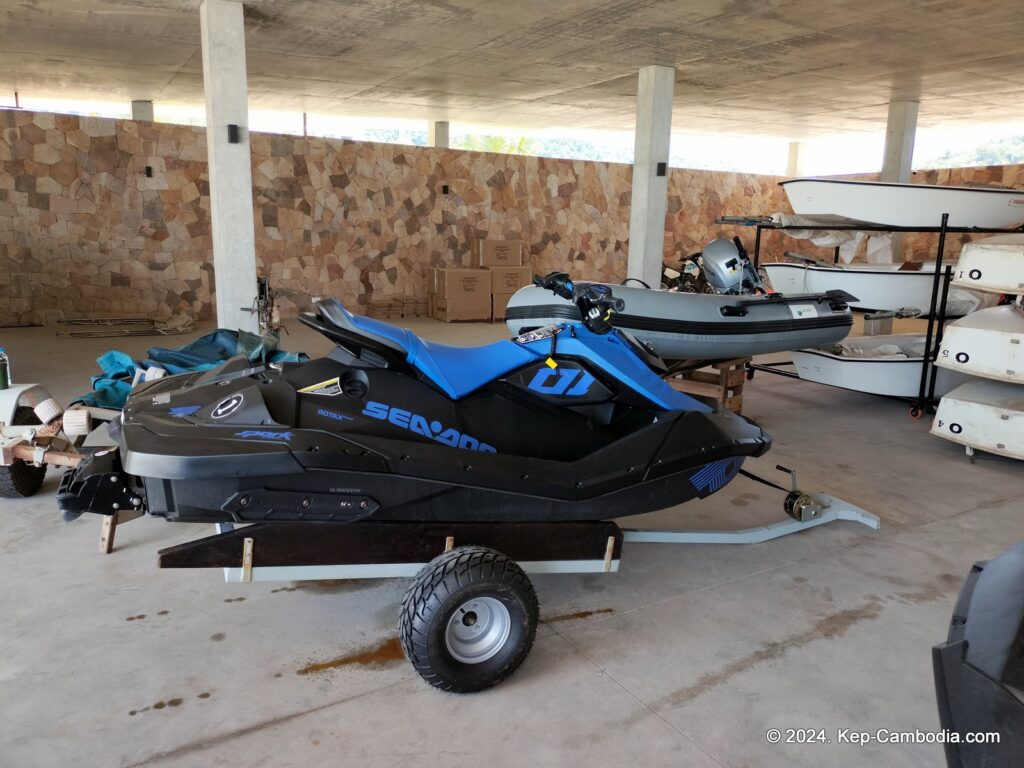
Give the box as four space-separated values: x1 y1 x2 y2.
57 273 770 525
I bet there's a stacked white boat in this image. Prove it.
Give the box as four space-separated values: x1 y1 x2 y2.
931 237 1024 460
773 179 1023 401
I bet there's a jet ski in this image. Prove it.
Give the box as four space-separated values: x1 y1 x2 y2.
507 238 856 361
57 274 770 526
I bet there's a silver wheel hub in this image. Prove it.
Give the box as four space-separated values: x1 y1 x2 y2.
444 596 512 664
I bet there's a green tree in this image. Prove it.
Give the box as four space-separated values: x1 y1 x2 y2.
452 134 537 156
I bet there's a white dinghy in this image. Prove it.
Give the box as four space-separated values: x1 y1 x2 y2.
780 179 1024 229
931 379 1024 461
764 259 995 316
789 334 972 398
936 304 1024 384
952 235 1024 294
765 261 937 313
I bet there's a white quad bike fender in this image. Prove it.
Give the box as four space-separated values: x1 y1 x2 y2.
0 384 59 430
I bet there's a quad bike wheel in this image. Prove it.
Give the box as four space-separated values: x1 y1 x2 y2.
0 406 48 498
399 545 539 693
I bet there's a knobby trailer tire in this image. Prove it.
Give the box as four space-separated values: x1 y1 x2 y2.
399 546 539 693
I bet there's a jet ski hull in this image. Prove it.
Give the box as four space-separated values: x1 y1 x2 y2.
59 402 769 525
57 297 772 526
505 283 854 361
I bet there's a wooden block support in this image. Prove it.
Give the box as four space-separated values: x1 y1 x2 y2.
666 357 750 413
98 508 145 554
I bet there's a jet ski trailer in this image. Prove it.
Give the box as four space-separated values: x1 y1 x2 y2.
505 282 856 362
147 470 877 692
56 283 878 692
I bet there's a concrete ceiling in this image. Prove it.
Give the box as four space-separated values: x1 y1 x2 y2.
1 0 1023 137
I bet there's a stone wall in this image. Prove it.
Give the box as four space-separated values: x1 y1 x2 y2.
0 108 790 326
1 107 1020 326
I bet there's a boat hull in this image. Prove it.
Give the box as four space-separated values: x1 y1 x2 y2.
936 305 1024 384
764 262 938 313
952 237 1024 294
789 334 972 398
780 179 1024 228
505 283 853 361
931 379 1024 460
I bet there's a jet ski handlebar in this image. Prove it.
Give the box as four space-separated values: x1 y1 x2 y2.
534 272 625 334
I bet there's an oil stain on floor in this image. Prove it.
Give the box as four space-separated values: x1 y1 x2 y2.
272 579 376 594
296 637 404 676
542 608 614 623
129 692 212 716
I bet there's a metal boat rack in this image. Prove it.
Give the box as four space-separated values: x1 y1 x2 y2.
155 472 879 584
719 213 1024 417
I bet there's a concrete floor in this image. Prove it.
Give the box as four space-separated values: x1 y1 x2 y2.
2 315 1022 768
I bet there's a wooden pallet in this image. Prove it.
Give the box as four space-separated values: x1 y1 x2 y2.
364 298 429 319
666 357 750 413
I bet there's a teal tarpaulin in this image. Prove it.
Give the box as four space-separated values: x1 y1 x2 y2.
75 329 307 409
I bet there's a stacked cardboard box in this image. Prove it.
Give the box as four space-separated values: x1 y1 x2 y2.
429 240 533 323
472 239 524 268
490 264 531 322
430 267 492 322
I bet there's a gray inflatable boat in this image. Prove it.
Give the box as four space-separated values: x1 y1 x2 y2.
505 282 855 362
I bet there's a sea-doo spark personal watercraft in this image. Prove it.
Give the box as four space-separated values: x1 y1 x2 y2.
58 274 770 526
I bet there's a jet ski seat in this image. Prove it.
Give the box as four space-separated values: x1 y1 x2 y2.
315 299 536 399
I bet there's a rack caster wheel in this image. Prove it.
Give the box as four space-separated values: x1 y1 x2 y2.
400 545 538 693
909 405 925 419
745 367 755 381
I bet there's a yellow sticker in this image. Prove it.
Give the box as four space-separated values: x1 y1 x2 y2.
298 377 342 395
545 357 558 369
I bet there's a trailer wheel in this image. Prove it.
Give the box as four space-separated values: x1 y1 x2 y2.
400 545 538 693
0 406 48 498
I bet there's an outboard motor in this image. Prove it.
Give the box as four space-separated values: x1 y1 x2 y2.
700 237 768 295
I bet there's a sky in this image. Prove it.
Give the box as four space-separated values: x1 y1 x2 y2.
3 94 1022 177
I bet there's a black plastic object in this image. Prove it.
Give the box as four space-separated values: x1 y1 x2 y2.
534 272 624 335
227 124 240 144
533 271 575 300
57 448 143 522
933 540 1024 767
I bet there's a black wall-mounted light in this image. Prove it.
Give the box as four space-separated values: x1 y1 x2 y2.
227 124 241 144
656 162 667 176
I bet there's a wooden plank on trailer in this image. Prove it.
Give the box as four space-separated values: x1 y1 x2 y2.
158 521 623 569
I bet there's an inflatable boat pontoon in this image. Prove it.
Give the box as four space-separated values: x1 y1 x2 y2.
505 282 855 362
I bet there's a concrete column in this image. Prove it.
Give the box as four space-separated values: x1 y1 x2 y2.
786 141 803 177
627 65 674 287
880 100 919 261
200 0 259 333
881 100 918 183
429 120 450 148
131 100 154 122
